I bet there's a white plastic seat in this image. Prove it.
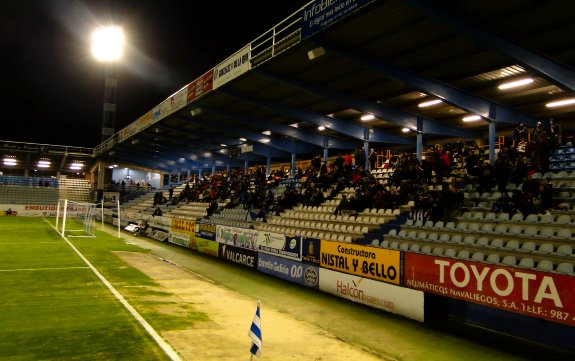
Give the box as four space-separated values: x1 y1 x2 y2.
556 262 574 275
380 240 390 248
523 226 538 237
490 238 504 248
524 214 539 223
467 222 480 232
483 212 497 221
539 213 555 224
537 243 555 254
510 213 524 222
480 223 494 233
556 244 573 256
400 242 410 251
444 248 457 257
471 252 485 262
409 243 421 252
536 260 554 272
390 241 400 249
421 245 432 254
505 240 520 250
486 253 501 264
432 247 444 256
556 214 572 224
462 235 476 245
501 255 517 266
433 221 445 229
439 234 451 243
370 239 381 246
427 232 439 242
497 213 510 221
456 222 468 231
476 237 490 247
518 257 535 268
556 228 572 239
538 227 555 238
520 241 537 252
456 250 470 259
450 235 463 243
493 224 508 234
508 225 522 235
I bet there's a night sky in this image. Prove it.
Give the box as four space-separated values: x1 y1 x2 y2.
1 0 310 147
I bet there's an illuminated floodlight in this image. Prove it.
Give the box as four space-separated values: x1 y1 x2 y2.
418 99 442 108
546 98 575 108
91 26 125 62
462 115 481 122
498 78 533 90
360 114 375 121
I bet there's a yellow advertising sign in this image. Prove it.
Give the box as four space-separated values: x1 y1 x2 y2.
320 240 401 285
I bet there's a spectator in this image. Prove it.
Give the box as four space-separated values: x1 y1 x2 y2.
152 207 163 217
548 118 560 147
513 122 529 147
369 148 378 170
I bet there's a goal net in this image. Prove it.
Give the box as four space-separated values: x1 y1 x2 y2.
56 199 98 238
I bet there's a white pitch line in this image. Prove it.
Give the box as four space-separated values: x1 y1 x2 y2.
0 266 89 272
43 219 182 361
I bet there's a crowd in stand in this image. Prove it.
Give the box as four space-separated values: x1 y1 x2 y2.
159 121 570 228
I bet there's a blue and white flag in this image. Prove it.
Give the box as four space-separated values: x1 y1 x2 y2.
248 300 262 358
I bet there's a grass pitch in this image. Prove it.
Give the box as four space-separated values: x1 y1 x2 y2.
0 216 201 360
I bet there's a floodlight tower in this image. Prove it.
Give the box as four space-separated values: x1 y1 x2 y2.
91 25 124 143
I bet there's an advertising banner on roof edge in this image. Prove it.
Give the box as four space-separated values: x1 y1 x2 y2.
301 0 375 39
213 45 251 89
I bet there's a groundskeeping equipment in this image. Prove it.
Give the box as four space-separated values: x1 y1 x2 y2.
56 199 98 237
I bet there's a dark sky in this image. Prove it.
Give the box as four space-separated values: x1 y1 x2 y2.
1 0 310 148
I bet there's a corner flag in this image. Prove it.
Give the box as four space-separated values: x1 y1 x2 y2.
248 300 262 358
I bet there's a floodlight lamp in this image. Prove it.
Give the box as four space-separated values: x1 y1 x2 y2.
91 25 124 62
462 115 481 122
498 78 533 90
418 99 443 108
546 98 575 108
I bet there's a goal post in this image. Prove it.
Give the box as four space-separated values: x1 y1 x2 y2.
56 199 98 238
100 198 121 238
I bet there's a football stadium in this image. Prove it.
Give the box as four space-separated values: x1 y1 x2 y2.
2 1 575 360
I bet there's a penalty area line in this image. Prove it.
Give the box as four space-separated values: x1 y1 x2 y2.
43 218 182 361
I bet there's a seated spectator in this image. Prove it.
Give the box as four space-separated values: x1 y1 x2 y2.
333 194 351 215
492 192 514 214
152 207 163 217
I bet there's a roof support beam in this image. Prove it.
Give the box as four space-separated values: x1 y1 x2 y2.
256 69 475 138
404 0 575 93
201 106 359 150
218 89 413 145
172 114 312 156
314 39 537 126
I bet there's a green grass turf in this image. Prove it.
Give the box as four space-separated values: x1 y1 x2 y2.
0 217 206 360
